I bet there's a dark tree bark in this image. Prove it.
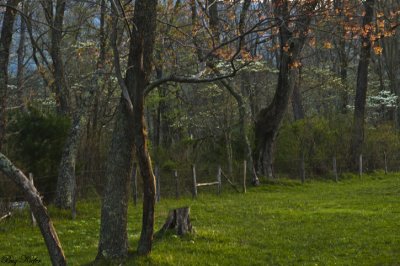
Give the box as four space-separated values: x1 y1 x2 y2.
130 0 158 256
253 0 317 177
0 153 66 265
350 0 375 169
0 0 20 151
291 68 305 121
97 0 158 260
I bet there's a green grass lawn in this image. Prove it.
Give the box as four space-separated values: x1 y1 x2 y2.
1 173 400 265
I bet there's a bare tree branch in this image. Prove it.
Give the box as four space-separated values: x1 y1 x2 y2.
110 2 133 112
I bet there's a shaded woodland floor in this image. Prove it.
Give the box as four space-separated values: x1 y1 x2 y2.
1 173 399 265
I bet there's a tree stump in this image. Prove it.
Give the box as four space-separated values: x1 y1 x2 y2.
158 207 192 237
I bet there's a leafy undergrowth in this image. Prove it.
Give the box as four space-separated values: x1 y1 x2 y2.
1 173 400 265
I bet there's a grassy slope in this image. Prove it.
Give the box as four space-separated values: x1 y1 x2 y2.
0 173 399 265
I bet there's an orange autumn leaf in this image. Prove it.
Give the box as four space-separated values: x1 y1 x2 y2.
373 46 383 55
323 41 332 49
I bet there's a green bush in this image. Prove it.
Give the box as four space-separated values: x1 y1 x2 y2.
275 116 352 178
7 108 70 202
275 116 400 179
364 123 400 171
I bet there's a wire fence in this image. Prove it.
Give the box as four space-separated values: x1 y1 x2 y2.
1 152 399 212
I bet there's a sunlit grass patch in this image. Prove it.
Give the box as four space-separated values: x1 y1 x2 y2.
0 173 399 265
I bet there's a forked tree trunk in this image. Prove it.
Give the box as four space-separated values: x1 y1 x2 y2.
350 0 374 170
97 0 158 260
0 153 66 265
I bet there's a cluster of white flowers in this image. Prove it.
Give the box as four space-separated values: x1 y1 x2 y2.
39 99 56 106
367 90 398 108
7 84 17 90
71 41 96 49
215 60 270 74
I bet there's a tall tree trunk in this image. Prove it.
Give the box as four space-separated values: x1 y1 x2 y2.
350 0 375 169
0 0 20 151
54 0 105 209
0 153 66 265
253 0 317 177
130 0 158 255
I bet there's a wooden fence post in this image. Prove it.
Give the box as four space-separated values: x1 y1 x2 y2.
333 156 338 182
384 151 388 174
155 165 160 202
192 164 197 198
174 170 179 199
28 173 37 226
132 163 138 206
359 154 363 177
243 160 247 193
217 166 222 195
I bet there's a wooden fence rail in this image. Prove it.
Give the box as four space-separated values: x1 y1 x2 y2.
192 165 222 198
